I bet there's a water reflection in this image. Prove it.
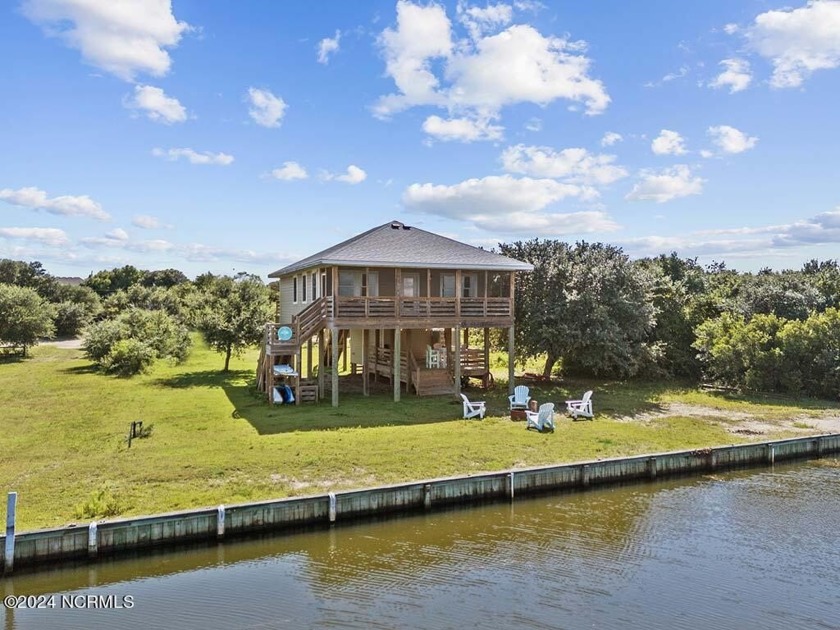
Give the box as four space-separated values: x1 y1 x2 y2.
2 462 838 629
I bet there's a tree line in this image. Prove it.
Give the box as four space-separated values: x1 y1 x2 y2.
1 250 839 398
499 242 840 399
0 261 272 374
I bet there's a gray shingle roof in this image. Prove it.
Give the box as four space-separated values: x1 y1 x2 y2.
269 221 533 277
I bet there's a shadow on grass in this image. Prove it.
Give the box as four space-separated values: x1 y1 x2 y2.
153 369 464 434
60 364 100 375
698 388 840 411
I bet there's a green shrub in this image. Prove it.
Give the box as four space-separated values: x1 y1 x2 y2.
73 486 128 520
101 338 156 376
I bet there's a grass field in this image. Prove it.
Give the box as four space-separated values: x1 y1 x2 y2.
1 335 837 531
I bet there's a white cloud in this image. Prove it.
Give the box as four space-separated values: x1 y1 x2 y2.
723 23 740 35
625 165 704 203
132 214 162 229
746 0 840 88
457 2 513 39
152 147 234 165
403 174 613 234
247 87 287 128
525 117 542 132
699 149 715 159
336 165 367 184
772 207 840 246
107 228 128 241
21 0 189 81
707 125 758 154
403 174 597 218
125 85 186 124
0 227 69 246
80 228 133 247
317 30 341 64
645 64 689 87
271 162 309 181
374 1 609 135
624 206 840 258
651 129 688 155
0 186 109 220
500 144 627 185
600 131 623 146
422 114 503 142
709 58 753 93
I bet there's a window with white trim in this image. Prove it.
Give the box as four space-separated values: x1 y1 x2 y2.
292 276 298 303
440 273 456 298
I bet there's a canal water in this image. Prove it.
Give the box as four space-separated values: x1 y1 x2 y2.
3 461 839 629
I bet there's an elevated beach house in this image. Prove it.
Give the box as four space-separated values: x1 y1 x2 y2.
258 220 533 406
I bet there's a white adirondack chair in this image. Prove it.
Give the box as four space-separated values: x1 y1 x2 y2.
566 390 594 420
508 385 531 411
460 393 486 420
525 403 555 432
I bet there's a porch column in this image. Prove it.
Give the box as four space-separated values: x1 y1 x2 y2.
307 339 313 379
508 324 515 395
331 326 339 407
317 329 325 399
454 324 461 397
362 328 369 396
342 332 348 372
393 327 401 402
296 344 302 405
484 327 490 387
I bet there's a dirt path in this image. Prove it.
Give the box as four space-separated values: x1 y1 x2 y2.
617 402 840 436
41 337 85 349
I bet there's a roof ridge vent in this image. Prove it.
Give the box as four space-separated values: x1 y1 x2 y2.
390 220 405 229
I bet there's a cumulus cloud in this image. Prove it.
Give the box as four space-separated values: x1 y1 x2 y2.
0 186 109 220
317 30 341 64
21 0 189 81
125 85 187 124
403 174 597 216
374 0 609 138
625 165 704 203
247 87 287 128
746 0 840 88
336 165 367 184
500 144 627 185
707 125 758 154
403 173 614 235
651 129 688 155
422 115 504 142
773 207 840 246
709 58 753 93
600 131 623 146
271 162 309 181
0 227 69 246
132 214 162 229
152 147 234 165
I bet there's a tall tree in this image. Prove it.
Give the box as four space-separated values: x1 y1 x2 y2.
196 274 273 371
0 284 55 355
499 240 656 379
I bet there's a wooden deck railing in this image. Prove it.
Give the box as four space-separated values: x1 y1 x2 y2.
332 296 511 319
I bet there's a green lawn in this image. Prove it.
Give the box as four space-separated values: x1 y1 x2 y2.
0 336 836 531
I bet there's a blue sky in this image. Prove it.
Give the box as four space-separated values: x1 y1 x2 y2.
1 0 839 279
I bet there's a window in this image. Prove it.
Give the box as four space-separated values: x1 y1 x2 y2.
462 273 478 298
402 273 420 297
440 273 456 298
312 273 317 299
301 273 307 302
363 271 379 297
339 270 361 297
292 276 298 303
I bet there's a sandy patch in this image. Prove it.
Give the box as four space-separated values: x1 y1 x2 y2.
41 337 85 349
616 402 840 436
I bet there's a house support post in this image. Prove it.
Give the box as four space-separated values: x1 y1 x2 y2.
454 325 462 397
317 329 325 400
331 327 339 407
508 324 515 395
483 327 490 388
306 339 313 380
362 329 369 396
393 327 401 402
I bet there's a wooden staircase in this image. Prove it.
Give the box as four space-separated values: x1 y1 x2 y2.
412 367 455 396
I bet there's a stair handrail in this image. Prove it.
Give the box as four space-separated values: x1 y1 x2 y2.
293 296 328 342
